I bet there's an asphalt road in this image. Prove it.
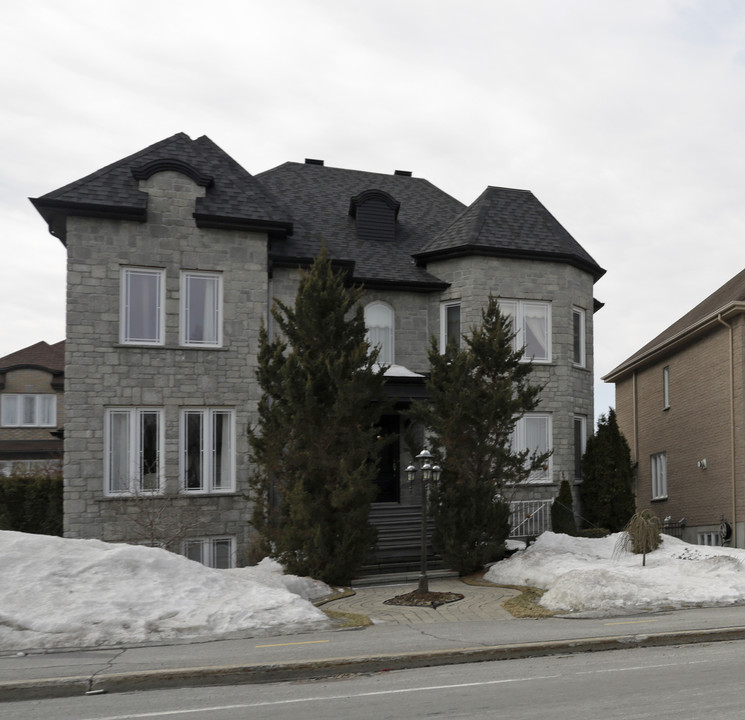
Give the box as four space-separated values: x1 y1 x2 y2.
5 639 744 720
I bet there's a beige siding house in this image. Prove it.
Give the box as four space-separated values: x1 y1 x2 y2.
604 269 745 548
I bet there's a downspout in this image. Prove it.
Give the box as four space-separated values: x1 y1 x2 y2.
717 314 737 547
632 370 639 499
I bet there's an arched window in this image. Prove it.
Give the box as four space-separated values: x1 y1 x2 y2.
364 302 394 366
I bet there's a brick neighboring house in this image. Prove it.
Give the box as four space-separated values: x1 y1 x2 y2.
0 341 64 476
604 269 745 549
31 133 605 569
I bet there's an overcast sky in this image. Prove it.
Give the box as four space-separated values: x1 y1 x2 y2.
3 0 745 422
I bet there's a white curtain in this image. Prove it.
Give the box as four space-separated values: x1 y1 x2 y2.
187 275 218 344
127 270 160 342
523 304 548 360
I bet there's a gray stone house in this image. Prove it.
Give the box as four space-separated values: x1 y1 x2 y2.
31 133 604 569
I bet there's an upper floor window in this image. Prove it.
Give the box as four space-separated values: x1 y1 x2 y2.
663 366 670 410
499 300 551 363
121 267 165 345
181 271 223 347
181 408 235 493
572 307 586 367
1 394 56 427
105 407 163 495
511 413 552 483
440 301 461 351
364 302 394 365
651 452 667 500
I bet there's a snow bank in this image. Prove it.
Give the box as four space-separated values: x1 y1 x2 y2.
0 531 331 651
485 531 745 616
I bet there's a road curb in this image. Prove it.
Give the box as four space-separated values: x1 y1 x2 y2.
4 625 745 703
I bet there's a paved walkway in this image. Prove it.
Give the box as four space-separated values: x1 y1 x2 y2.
323 578 520 624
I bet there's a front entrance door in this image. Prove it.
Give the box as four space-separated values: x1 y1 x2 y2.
374 415 400 503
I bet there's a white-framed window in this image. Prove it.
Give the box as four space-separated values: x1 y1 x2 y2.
1 394 57 427
499 299 551 363
181 408 235 493
182 536 236 569
651 452 667 500
511 413 552 483
572 307 586 367
104 407 164 495
440 301 461 351
574 415 587 480
181 271 223 347
364 301 394 365
663 366 670 410
121 267 165 345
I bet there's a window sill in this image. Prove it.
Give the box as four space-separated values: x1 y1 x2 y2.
114 344 229 351
651 496 668 502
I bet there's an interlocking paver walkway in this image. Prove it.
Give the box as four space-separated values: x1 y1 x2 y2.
323 578 520 624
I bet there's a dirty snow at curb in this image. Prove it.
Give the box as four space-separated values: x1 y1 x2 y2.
485 531 745 615
0 531 332 651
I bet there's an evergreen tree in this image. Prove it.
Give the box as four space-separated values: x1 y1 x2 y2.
247 248 389 585
579 408 635 533
551 479 577 536
413 296 550 575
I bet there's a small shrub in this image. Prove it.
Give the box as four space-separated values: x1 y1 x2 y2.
618 510 662 566
550 480 577 535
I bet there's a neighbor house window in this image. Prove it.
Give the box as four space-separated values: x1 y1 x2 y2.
1 394 56 427
697 532 720 546
182 536 235 569
651 452 667 500
181 271 222 347
511 413 552 482
499 300 551 363
574 415 587 480
663 366 670 409
121 267 165 345
181 409 235 493
572 307 586 367
105 408 163 495
440 301 461 351
364 301 394 365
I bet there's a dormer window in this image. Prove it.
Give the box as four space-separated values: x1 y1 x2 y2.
349 189 400 242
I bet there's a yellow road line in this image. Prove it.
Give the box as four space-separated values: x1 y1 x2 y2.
604 619 658 626
255 639 331 648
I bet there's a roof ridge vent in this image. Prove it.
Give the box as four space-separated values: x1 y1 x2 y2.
394 170 412 176
305 158 324 166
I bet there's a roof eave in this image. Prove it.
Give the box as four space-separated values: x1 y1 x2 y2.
603 301 745 383
413 244 605 282
193 213 293 239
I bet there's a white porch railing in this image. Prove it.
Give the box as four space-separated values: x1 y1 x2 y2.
509 500 552 538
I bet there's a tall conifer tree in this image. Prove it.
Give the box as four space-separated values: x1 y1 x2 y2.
579 408 635 532
248 248 389 585
413 296 549 575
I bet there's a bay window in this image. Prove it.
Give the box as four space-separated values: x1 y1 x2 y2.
511 413 552 482
499 299 551 362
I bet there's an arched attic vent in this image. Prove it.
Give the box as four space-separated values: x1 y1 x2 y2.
131 159 214 187
348 189 400 242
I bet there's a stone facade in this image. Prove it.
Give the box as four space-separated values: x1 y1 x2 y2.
33 133 605 567
63 172 266 560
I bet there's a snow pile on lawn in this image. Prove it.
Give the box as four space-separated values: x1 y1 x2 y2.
0 531 332 651
485 531 745 616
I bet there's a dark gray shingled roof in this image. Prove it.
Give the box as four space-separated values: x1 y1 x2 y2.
31 133 293 244
255 161 465 289
31 133 604 289
604 267 745 381
415 186 605 281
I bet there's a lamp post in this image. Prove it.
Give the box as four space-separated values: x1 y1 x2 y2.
406 449 442 594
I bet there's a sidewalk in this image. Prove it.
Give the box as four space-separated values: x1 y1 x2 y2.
3 577 745 702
